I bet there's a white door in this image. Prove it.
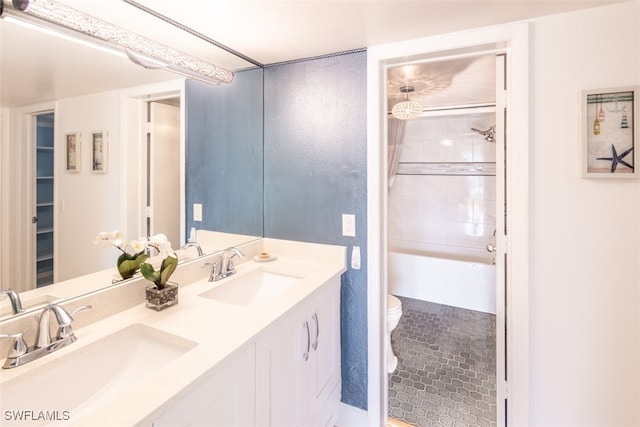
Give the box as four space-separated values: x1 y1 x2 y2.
494 53 508 425
148 101 180 247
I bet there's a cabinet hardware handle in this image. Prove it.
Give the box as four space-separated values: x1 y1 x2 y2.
311 313 319 351
302 321 310 362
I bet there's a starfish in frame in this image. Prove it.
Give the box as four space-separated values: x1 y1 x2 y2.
597 144 634 173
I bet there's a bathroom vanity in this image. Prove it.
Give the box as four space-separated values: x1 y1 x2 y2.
154 273 341 426
0 239 346 426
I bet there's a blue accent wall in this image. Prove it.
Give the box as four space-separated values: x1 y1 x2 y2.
264 51 368 409
185 70 264 240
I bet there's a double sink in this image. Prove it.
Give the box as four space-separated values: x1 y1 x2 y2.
0 265 304 425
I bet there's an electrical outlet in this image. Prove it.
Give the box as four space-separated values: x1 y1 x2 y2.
193 203 202 222
342 214 356 237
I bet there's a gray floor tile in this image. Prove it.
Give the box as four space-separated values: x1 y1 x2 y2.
389 297 496 427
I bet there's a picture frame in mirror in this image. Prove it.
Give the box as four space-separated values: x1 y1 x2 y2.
91 130 108 174
65 132 81 173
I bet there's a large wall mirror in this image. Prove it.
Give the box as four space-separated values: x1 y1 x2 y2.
0 0 264 320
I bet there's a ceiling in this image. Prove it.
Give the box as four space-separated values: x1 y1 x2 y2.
387 55 497 109
0 0 627 108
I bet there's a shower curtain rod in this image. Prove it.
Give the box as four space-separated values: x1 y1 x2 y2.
387 103 496 118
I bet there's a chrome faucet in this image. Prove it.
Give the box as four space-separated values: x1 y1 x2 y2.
181 241 204 257
0 303 91 369
0 289 24 314
203 247 245 282
35 304 77 348
221 247 245 278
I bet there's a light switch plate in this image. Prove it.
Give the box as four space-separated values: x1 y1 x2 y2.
193 203 202 222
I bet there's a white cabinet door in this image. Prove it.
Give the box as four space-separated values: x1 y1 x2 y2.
256 277 341 427
306 276 341 421
255 306 306 427
153 344 256 427
155 278 342 427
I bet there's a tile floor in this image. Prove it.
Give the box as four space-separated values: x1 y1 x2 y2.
389 297 496 427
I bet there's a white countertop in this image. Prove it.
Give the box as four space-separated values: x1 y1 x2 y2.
0 239 346 426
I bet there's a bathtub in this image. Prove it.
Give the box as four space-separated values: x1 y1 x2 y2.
388 249 496 314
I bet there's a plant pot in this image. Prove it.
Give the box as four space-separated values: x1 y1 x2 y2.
145 283 178 311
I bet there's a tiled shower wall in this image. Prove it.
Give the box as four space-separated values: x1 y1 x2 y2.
388 113 496 262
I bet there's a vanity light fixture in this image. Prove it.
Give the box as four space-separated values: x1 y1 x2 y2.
0 0 234 85
391 86 423 120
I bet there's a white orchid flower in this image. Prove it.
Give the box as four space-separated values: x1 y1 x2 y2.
94 229 131 251
149 234 168 245
94 231 116 247
129 239 147 253
156 241 173 257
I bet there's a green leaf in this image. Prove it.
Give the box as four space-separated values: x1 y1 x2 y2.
117 251 148 279
159 255 178 288
140 262 161 287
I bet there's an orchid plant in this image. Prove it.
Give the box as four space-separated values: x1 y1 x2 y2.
93 231 149 280
139 234 178 290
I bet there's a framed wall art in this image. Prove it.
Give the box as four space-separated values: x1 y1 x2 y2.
91 130 108 174
582 86 638 178
65 132 81 173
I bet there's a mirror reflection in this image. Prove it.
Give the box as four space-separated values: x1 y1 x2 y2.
0 5 264 320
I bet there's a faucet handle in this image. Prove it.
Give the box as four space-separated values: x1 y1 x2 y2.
0 332 28 358
202 261 220 282
57 305 92 339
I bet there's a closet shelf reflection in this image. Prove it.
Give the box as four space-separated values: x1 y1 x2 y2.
397 162 496 176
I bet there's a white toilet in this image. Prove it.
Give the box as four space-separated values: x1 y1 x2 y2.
387 294 403 373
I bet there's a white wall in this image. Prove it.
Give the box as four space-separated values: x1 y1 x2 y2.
529 2 639 425
56 91 121 281
388 112 496 263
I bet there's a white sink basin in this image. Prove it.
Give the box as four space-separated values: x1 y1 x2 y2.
199 268 303 307
0 324 196 425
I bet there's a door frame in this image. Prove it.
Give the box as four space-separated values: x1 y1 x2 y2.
120 80 185 246
1 102 56 292
366 22 531 426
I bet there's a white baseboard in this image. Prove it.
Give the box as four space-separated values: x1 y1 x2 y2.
335 402 368 426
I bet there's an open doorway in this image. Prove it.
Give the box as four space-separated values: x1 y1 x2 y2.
365 23 531 427
146 98 181 247
121 80 185 250
386 53 503 426
34 111 56 288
